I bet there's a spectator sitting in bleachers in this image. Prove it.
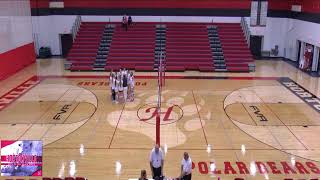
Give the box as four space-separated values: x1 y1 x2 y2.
128 16 133 26
122 14 128 31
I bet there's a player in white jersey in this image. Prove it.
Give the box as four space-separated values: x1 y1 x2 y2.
122 71 128 102
115 74 120 103
119 77 124 103
129 72 135 101
109 72 115 102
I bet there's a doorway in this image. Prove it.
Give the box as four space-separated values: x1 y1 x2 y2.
60 34 73 57
250 35 263 58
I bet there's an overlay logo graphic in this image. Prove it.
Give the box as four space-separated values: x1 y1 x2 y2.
1 140 42 176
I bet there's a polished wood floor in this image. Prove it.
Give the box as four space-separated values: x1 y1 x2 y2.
0 59 320 180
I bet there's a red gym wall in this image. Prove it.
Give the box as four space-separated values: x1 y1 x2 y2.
269 0 320 13
31 0 252 9
296 0 320 13
0 0 36 81
30 0 320 13
63 0 251 9
0 43 36 80
30 0 49 8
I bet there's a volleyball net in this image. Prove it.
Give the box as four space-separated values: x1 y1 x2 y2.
156 51 165 145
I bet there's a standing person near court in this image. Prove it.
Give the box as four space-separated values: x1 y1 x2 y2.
122 71 128 102
115 73 120 103
128 16 133 26
180 152 192 180
122 14 128 31
128 71 132 101
109 70 114 88
118 73 124 102
149 144 164 179
129 71 135 101
110 72 115 102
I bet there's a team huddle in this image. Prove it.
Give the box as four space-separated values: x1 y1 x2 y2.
109 68 135 103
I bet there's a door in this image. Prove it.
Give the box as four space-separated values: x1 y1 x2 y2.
60 34 73 57
297 41 301 65
250 35 263 58
318 49 320 74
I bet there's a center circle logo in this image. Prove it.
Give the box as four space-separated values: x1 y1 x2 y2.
137 103 184 125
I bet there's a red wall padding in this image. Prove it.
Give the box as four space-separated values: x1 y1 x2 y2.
30 0 320 13
30 0 49 8
0 43 36 80
269 0 320 13
268 0 291 11
299 0 320 13
63 0 251 9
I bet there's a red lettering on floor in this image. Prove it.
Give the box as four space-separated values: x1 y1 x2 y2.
295 161 310 174
267 162 282 174
281 162 297 174
210 162 221 174
198 161 208 174
306 162 320 174
256 162 268 174
236 162 249 174
224 162 237 174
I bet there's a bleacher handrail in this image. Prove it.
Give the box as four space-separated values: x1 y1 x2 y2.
71 15 82 42
241 17 251 47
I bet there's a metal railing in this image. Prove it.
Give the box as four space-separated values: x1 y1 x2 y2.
241 17 256 72
241 17 251 47
71 15 82 42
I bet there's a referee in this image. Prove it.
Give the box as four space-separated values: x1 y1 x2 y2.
149 144 164 179
180 152 192 180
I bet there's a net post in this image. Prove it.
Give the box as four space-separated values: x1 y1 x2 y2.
156 113 160 145
156 51 163 146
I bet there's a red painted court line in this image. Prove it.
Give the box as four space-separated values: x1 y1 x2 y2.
228 77 279 80
191 90 208 146
39 75 280 80
0 76 40 112
108 103 126 149
39 75 182 79
0 76 38 99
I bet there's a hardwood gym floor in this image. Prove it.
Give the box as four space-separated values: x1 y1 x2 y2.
0 59 320 180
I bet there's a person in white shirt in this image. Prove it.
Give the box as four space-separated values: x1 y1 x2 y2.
115 75 120 103
110 72 115 102
149 144 164 179
129 72 135 101
122 72 128 102
180 152 192 180
109 70 113 89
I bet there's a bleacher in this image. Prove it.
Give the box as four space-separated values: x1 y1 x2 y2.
165 23 214 72
66 22 254 72
68 22 105 71
218 23 254 72
106 23 156 71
